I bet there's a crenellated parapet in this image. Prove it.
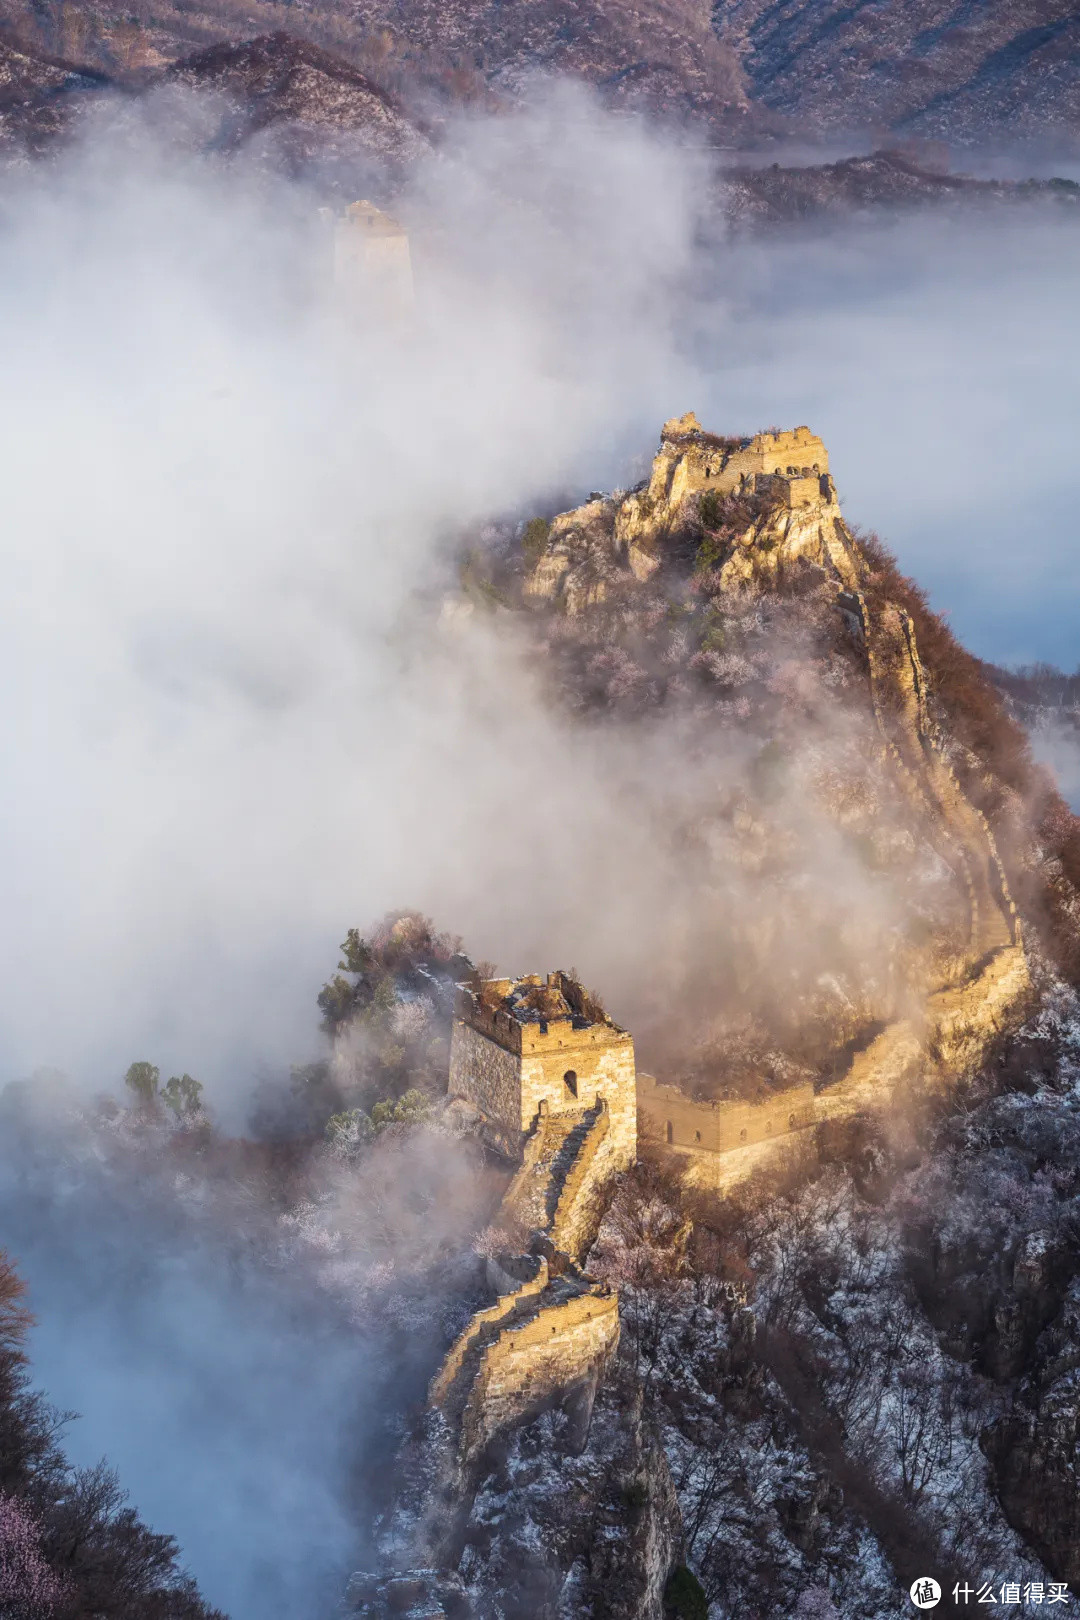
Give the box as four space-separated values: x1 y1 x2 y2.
457 1278 619 1460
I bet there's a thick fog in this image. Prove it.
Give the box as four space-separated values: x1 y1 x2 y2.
2 99 1078 1098
1 82 1079 1618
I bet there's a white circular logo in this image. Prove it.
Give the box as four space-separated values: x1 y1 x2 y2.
909 1578 941 1609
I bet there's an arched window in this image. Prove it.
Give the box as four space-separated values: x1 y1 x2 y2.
694 1130 701 1143
789 1113 797 1129
563 1070 578 1100
739 1127 747 1143
665 1120 674 1145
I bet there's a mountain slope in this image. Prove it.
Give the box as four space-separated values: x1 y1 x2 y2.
0 26 431 168
0 0 750 128
162 33 430 164
713 0 1080 143
721 149 1080 225
7 0 1080 143
0 33 110 152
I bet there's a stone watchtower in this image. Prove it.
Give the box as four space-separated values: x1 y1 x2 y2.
331 199 414 316
448 971 637 1170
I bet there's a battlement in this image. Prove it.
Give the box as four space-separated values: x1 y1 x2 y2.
637 1072 817 1155
752 426 829 473
454 971 632 1058
758 471 834 508
458 1277 620 1460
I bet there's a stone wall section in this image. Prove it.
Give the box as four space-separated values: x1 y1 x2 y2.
435 984 635 1462
459 1287 620 1460
428 1256 550 1409
332 200 414 316
638 1074 816 1155
672 942 1030 1194
638 474 1029 1195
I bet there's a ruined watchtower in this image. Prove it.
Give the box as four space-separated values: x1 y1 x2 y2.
448 971 637 1169
653 415 833 512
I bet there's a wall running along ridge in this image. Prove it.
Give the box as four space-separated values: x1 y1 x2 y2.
432 417 1032 1466
619 419 1029 1191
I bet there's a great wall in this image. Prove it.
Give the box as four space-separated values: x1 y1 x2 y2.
361 417 1033 1605
427 972 636 1479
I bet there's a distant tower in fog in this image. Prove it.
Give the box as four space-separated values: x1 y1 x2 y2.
330 199 413 319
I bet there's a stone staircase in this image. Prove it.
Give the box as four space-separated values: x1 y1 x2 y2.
500 1101 605 1238
550 1105 612 1260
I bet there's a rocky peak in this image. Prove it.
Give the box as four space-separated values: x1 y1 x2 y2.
525 413 843 613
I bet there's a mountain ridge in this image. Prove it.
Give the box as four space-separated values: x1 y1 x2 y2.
6 0 1080 146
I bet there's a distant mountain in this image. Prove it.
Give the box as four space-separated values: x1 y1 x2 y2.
5 0 1080 147
722 149 1080 226
0 32 109 152
0 0 752 132
0 27 430 172
714 0 1080 145
162 33 430 167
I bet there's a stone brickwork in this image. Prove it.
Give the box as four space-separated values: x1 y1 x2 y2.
758 471 831 508
447 1022 522 1158
549 1103 615 1259
638 1074 816 1155
429 1256 550 1409
652 416 830 508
